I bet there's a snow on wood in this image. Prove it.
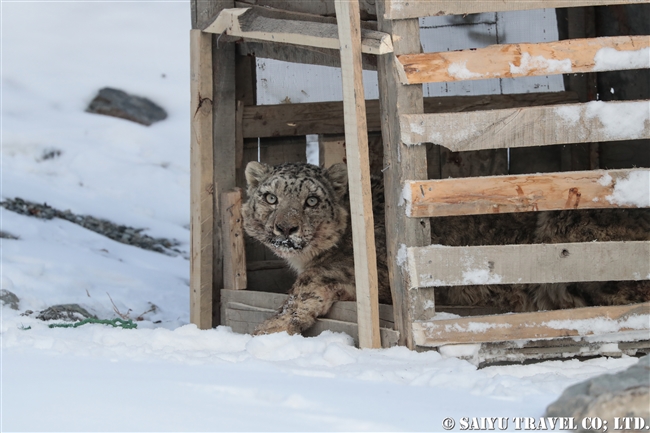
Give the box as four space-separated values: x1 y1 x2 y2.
203 7 393 55
405 169 650 218
407 241 650 288
395 36 649 85
413 302 650 347
400 100 650 150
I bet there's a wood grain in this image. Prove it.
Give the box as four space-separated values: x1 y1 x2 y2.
242 91 579 139
384 0 650 20
401 100 650 150
203 7 393 54
406 168 650 217
407 241 650 288
413 302 650 347
377 0 432 349
221 189 247 290
190 30 214 330
396 36 650 84
335 0 381 349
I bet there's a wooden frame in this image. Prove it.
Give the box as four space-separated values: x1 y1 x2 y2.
383 0 650 20
190 0 650 362
405 169 650 217
407 241 650 288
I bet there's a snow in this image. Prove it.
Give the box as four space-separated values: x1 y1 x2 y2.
448 61 486 80
606 170 650 207
1 3 648 432
509 53 572 75
593 46 650 72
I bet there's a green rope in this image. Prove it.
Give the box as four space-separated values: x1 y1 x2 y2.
47 318 137 329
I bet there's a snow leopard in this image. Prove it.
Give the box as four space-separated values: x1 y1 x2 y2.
242 161 650 335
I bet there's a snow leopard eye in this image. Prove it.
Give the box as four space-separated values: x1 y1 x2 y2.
305 196 319 207
265 193 277 205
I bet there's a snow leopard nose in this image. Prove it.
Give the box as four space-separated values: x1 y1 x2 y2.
275 223 299 237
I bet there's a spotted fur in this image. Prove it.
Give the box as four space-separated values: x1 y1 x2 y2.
243 162 649 335
242 162 389 335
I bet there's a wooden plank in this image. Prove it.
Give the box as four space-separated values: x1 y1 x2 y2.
401 100 650 150
221 289 395 324
395 36 650 85
377 1 431 349
221 189 247 290
203 7 393 55
237 40 378 71
406 168 650 218
242 92 579 139
305 318 399 348
237 0 377 20
335 0 381 349
438 336 650 367
407 241 650 289
212 3 239 327
413 302 650 347
190 30 214 330
384 0 650 20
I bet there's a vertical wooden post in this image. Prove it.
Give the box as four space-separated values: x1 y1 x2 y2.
190 29 214 329
376 0 432 349
221 189 247 291
334 0 381 349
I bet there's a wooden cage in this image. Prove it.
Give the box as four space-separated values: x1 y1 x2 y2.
190 0 650 365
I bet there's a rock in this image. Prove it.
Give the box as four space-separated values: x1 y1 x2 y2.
86 87 167 126
546 355 650 432
36 304 97 322
0 289 20 310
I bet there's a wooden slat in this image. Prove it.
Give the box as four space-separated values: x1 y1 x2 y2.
384 0 650 20
377 0 432 349
242 92 579 139
221 189 247 290
221 289 395 323
237 40 378 71
405 168 650 218
203 7 393 54
238 0 378 20
407 241 650 289
401 100 650 150
190 30 214 330
413 302 650 347
440 335 650 367
396 36 650 85
335 0 381 349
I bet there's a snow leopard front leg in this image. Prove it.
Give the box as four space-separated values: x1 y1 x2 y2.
253 270 353 335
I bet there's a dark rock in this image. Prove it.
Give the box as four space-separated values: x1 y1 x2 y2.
0 230 19 240
546 355 650 432
0 289 20 310
1 197 187 258
36 304 97 322
86 87 167 126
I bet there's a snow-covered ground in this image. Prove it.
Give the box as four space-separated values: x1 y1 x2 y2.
0 2 645 431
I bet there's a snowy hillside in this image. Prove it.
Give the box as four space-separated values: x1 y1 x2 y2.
0 2 644 431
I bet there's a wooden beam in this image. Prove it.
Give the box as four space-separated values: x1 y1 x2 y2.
204 7 393 55
407 241 650 289
405 168 650 218
190 30 214 329
401 100 650 150
335 0 381 349
237 40 378 71
376 1 432 349
242 91 579 139
221 189 247 291
396 36 650 84
384 0 650 20
237 0 378 20
413 302 650 347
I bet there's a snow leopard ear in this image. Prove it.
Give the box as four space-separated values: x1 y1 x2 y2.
245 161 271 191
326 163 348 200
